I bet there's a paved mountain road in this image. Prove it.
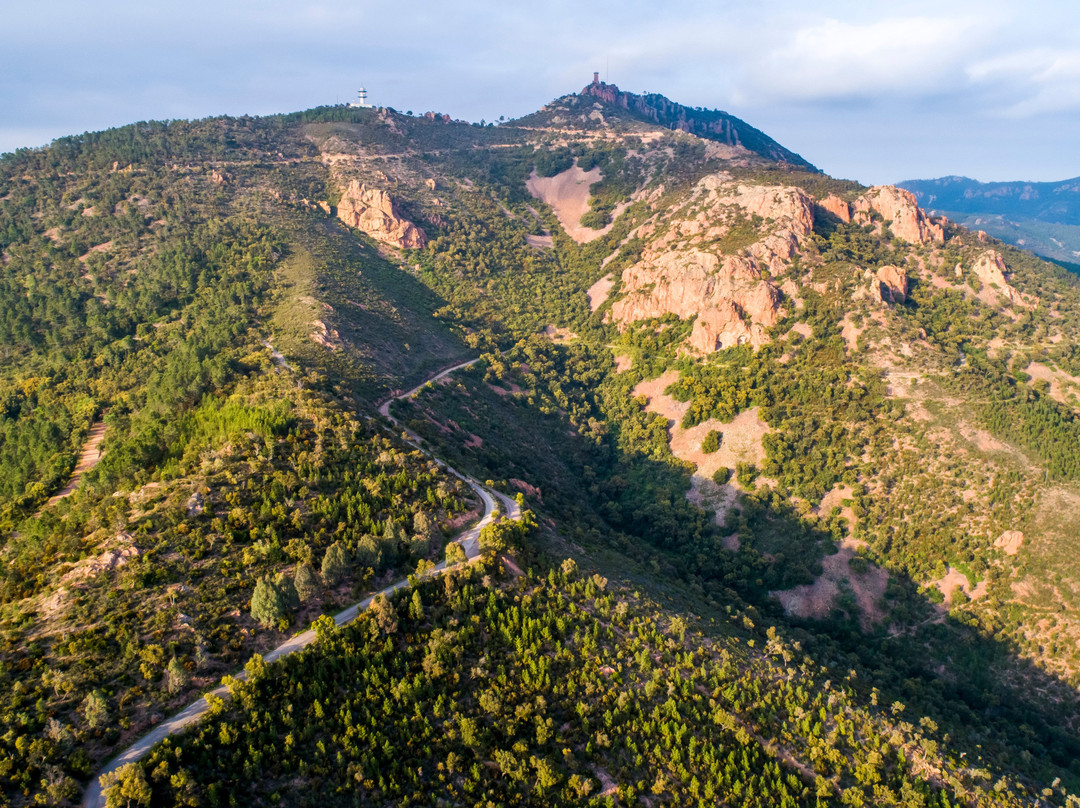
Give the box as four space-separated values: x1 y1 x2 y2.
83 357 519 808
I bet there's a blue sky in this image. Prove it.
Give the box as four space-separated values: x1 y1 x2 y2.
3 0 1080 185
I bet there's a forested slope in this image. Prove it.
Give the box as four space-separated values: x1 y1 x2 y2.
3 84 1080 806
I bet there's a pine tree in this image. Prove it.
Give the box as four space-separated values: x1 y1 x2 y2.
101 763 152 808
294 562 320 601
371 594 398 635
81 690 108 729
250 576 286 627
274 571 299 610
445 542 467 565
321 542 349 586
164 657 188 695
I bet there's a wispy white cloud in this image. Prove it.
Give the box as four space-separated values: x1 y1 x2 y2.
742 16 990 103
968 48 1080 116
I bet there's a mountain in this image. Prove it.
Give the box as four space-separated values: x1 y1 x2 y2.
2 81 1080 806
899 174 1080 264
514 78 817 171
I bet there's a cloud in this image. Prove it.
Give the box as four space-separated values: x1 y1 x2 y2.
744 15 989 103
968 48 1080 116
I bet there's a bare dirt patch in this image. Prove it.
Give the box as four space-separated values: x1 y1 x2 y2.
526 165 620 244
487 381 524 396
634 371 769 523
543 324 578 342
773 541 889 627
587 274 615 311
443 504 483 532
593 766 618 798
933 566 987 605
613 354 632 373
524 234 553 249
510 478 542 500
957 422 1010 454
816 485 855 527
1025 361 1080 406
464 434 483 449
633 370 688 424
839 316 864 352
994 529 1024 556
78 240 113 262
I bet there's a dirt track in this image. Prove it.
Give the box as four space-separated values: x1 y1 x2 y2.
45 420 105 508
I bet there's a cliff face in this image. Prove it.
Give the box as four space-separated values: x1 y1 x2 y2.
336 181 427 249
579 81 817 170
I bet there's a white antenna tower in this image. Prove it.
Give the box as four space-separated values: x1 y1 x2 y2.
349 85 369 108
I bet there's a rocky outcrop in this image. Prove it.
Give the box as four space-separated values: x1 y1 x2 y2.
611 250 782 353
817 194 851 223
311 319 343 350
853 186 944 246
875 265 908 304
578 80 817 169
971 250 1016 302
607 176 808 354
699 178 816 238
336 181 427 249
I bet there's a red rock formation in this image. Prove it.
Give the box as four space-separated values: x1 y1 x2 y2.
611 250 782 353
853 186 944 246
971 250 1016 302
875 265 908 304
607 176 810 354
336 181 427 249
817 194 851 223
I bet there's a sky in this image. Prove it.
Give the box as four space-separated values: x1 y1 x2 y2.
4 0 1080 185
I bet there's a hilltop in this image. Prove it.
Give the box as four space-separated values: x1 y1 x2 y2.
513 78 816 170
1 80 1080 806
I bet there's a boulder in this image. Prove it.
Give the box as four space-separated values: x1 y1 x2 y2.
336 181 427 249
875 265 908 304
971 250 1016 302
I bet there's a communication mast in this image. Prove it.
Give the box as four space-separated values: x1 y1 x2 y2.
349 86 369 108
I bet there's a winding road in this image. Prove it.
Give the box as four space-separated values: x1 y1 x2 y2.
83 357 519 808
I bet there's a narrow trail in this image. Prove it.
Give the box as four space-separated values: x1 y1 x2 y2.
43 420 106 510
262 338 294 372
83 358 520 808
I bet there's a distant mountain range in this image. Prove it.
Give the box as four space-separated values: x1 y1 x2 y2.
899 175 1080 265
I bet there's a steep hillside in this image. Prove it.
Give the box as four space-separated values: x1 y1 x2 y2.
3 82 1080 806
